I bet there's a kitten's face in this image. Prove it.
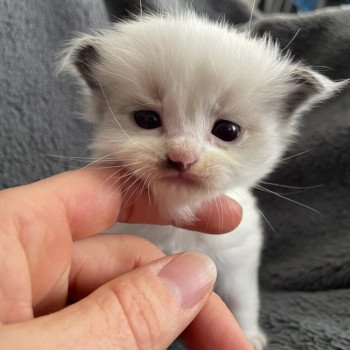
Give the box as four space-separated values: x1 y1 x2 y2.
63 14 340 220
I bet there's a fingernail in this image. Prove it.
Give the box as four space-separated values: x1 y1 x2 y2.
158 252 217 309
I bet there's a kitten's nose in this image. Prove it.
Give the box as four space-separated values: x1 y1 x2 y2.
166 154 197 171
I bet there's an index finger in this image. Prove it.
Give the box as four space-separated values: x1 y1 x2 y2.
64 167 242 235
1 168 242 240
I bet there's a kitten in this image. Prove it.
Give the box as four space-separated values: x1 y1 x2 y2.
61 12 344 349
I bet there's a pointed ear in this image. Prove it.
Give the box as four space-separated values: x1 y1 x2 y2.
284 67 348 119
59 35 101 90
58 35 107 122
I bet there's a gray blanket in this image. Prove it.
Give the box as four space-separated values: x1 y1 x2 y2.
1 0 349 349
254 7 350 349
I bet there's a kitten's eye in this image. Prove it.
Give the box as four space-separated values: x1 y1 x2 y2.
134 110 161 129
212 120 241 142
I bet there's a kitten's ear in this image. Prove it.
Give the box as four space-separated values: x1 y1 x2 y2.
59 35 101 90
284 67 348 119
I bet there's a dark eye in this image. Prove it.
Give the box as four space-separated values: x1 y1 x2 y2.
134 110 161 129
212 120 241 142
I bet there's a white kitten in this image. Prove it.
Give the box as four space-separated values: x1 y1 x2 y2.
61 12 343 349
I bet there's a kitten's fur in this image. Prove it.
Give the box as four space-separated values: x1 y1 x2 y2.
61 13 344 349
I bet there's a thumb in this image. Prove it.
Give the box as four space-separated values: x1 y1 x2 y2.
0 252 216 350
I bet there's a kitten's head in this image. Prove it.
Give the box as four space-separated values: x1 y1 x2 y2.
61 13 344 222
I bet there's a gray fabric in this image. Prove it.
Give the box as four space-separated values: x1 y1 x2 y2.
104 0 261 24
262 290 350 349
252 7 350 349
253 6 350 80
0 0 108 188
1 0 349 349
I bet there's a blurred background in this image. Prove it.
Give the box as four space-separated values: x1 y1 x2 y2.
249 0 350 13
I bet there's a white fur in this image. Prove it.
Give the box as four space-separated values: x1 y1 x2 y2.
62 12 342 349
113 187 267 348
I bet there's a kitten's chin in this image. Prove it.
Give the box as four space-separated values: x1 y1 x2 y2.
150 180 214 225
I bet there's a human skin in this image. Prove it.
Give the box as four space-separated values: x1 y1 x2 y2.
0 168 252 350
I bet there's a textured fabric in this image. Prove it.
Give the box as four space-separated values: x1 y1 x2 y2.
0 0 108 188
253 7 350 349
1 0 349 349
103 0 261 23
261 290 350 349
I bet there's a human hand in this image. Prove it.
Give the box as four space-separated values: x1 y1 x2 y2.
0 168 252 349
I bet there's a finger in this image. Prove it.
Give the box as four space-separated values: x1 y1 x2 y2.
0 168 122 321
119 191 242 234
182 293 253 350
69 235 251 350
68 234 164 301
0 168 121 241
182 196 242 234
35 234 164 316
0 252 218 350
1 168 241 241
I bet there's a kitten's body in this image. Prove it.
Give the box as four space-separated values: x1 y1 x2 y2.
62 12 343 349
115 186 264 345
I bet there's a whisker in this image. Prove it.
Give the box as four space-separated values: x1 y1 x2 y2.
221 187 240 233
254 184 321 215
72 152 125 174
208 49 218 78
150 174 160 206
133 168 155 205
260 181 323 190
147 172 158 207
48 155 144 173
281 28 301 53
204 180 212 233
98 168 124 190
139 0 143 19
256 207 278 237
122 165 152 206
282 148 313 161
107 170 134 194
229 189 256 241
104 163 148 194
122 181 143 208
248 0 256 32
47 154 122 162
213 191 221 236
218 188 224 234
218 184 239 234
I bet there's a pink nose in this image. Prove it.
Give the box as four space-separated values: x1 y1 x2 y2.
166 153 197 171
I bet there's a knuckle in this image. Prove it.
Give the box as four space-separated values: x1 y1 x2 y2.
116 234 165 267
109 280 164 349
131 236 164 262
